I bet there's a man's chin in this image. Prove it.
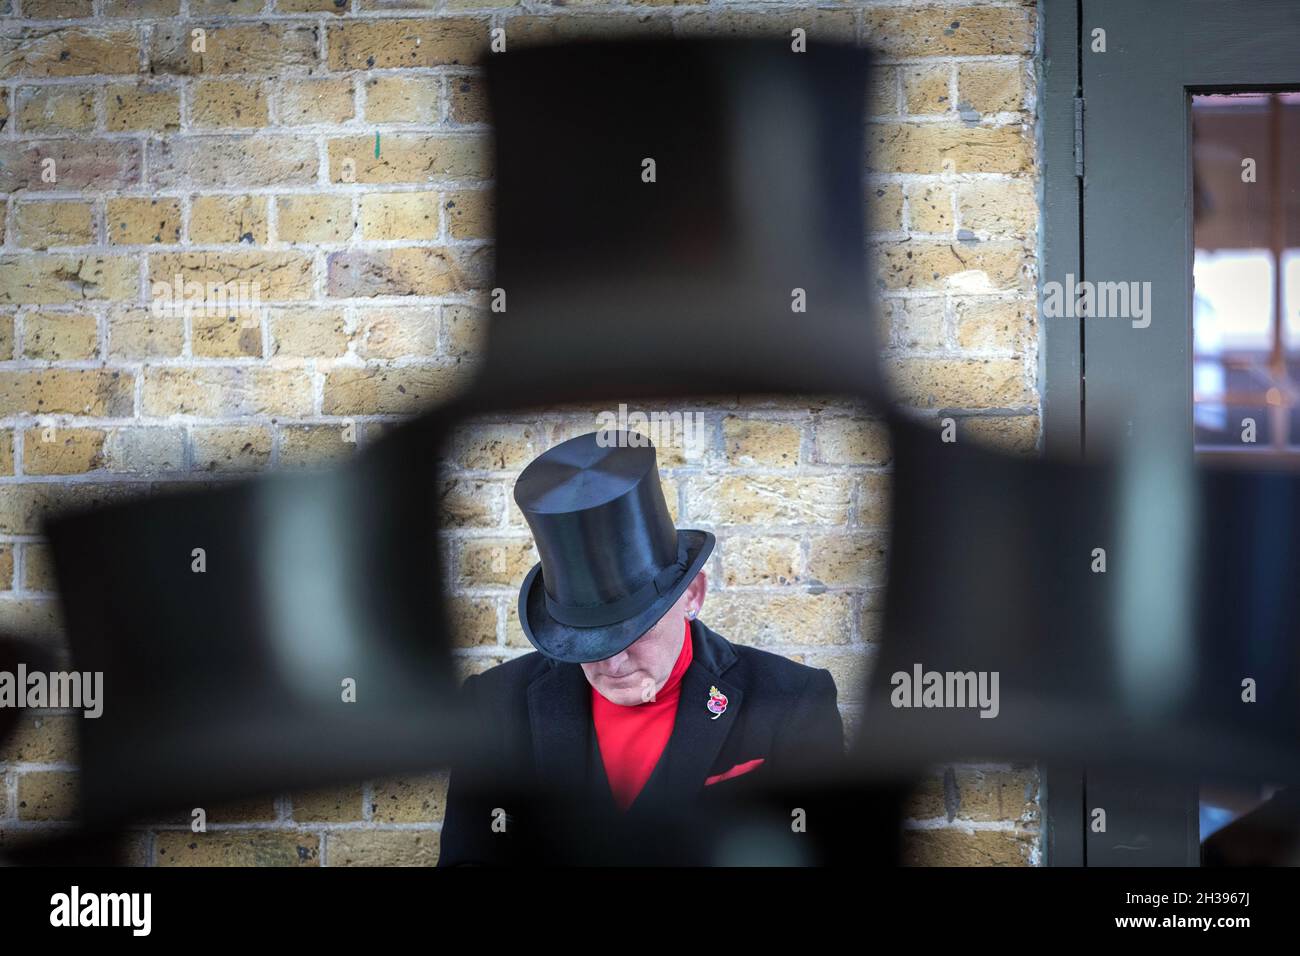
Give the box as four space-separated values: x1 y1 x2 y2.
597 684 644 707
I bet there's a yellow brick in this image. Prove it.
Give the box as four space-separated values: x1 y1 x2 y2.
191 425 273 472
875 240 1027 293
0 255 137 303
23 0 93 15
279 78 355 125
149 252 313 301
365 75 439 124
359 192 439 241
141 367 314 417
23 427 106 475
22 312 99 360
718 535 801 587
276 195 353 243
953 296 1034 352
906 183 954 234
149 24 318 76
108 308 183 359
322 364 473 415
868 183 903 233
278 424 357 468
0 714 78 763
868 64 898 117
192 313 264 358
689 474 852 525
327 18 488 70
291 784 364 823
882 295 946 350
268 308 349 358
960 414 1040 456
865 6 1034 58
190 196 269 245
700 592 854 650
15 538 58 590
957 180 1037 238
887 357 1033 410
192 79 269 129
0 369 133 416
107 197 182 245
447 422 539 471
189 0 261 12
438 477 504 529
356 307 438 358
326 830 438 867
370 773 447 823
447 73 487 124
0 429 12 474
103 0 179 14
958 61 1027 114
857 472 891 528
871 124 1030 175
902 828 1035 866
13 202 95 250
722 417 801 468
155 831 320 867
0 28 141 78
805 532 888 587
814 416 891 466
16 85 96 133
17 770 79 821
0 482 138 535
443 303 486 358
328 134 490 184
0 545 11 590
673 10 852 41
152 137 315 189
455 537 535 587
278 0 350 12
443 188 491 240
905 767 1040 824
0 140 142 192
326 247 489 297
447 594 497 647
902 64 951 115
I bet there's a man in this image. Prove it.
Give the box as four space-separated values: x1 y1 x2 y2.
437 430 846 866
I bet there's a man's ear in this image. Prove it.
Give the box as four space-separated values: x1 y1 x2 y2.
685 570 708 613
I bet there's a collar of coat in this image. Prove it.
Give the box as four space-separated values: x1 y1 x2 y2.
525 619 743 811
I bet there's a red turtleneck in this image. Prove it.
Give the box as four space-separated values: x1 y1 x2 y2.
591 618 694 812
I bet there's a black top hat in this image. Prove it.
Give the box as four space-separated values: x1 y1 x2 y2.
514 431 714 663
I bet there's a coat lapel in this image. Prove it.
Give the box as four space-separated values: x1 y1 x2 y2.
633 620 743 812
526 661 593 791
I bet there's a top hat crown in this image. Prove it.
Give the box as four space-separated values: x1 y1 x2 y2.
514 431 714 663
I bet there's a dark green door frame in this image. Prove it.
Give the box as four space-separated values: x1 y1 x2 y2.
1039 0 1300 865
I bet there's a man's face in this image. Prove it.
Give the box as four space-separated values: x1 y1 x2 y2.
581 589 694 707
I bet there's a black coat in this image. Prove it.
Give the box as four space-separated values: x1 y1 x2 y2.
437 618 849 866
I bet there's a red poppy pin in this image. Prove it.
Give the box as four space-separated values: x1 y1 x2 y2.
706 685 728 720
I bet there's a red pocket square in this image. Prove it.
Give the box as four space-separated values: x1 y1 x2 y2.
704 758 766 786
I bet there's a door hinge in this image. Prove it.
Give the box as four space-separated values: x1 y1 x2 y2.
1073 96 1085 178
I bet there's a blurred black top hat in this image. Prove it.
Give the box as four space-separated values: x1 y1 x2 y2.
514 430 714 664
474 37 881 410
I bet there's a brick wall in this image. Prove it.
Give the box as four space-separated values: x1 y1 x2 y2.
0 0 1042 865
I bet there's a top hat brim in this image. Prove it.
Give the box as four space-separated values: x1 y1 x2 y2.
519 529 715 664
